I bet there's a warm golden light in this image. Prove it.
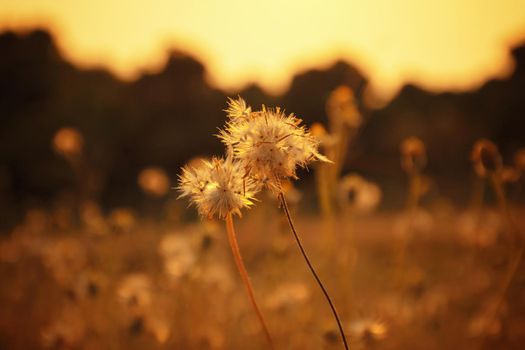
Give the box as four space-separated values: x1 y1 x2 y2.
52 127 84 158
1 0 524 99
138 167 170 198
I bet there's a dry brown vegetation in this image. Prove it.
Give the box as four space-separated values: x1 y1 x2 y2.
1 199 524 349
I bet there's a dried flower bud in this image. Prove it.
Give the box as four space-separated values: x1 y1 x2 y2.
219 101 330 193
337 174 382 214
52 127 84 158
471 139 502 177
400 137 427 174
177 156 259 219
138 167 170 198
326 85 362 129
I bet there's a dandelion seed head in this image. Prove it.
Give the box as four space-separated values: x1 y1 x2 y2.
225 96 252 122
177 156 259 219
220 105 329 192
337 174 382 214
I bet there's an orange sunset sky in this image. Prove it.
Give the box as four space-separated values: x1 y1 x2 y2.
1 0 525 100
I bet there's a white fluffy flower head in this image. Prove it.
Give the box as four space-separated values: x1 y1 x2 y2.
225 96 252 122
337 174 382 214
219 100 330 193
177 156 259 219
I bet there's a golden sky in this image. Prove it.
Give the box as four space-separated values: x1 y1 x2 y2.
1 0 524 100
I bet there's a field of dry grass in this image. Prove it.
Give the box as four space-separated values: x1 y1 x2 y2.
1 201 524 350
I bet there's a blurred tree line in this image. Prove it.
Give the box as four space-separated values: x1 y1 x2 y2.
0 29 524 228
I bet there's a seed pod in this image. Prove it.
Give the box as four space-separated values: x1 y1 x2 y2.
138 167 170 198
52 127 84 159
326 85 362 130
471 139 502 177
400 137 427 174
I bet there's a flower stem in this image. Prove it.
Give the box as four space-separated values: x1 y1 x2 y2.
395 173 420 287
225 213 275 349
486 174 524 330
490 174 520 242
279 192 349 350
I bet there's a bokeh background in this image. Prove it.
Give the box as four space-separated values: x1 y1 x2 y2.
1 1 525 349
0 0 524 225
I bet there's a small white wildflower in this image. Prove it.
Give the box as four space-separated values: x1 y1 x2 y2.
337 174 382 214
177 156 259 219
158 233 196 280
219 104 330 192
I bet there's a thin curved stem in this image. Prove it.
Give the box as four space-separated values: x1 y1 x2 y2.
486 174 524 331
490 174 520 242
279 192 349 350
489 242 525 320
225 213 275 350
